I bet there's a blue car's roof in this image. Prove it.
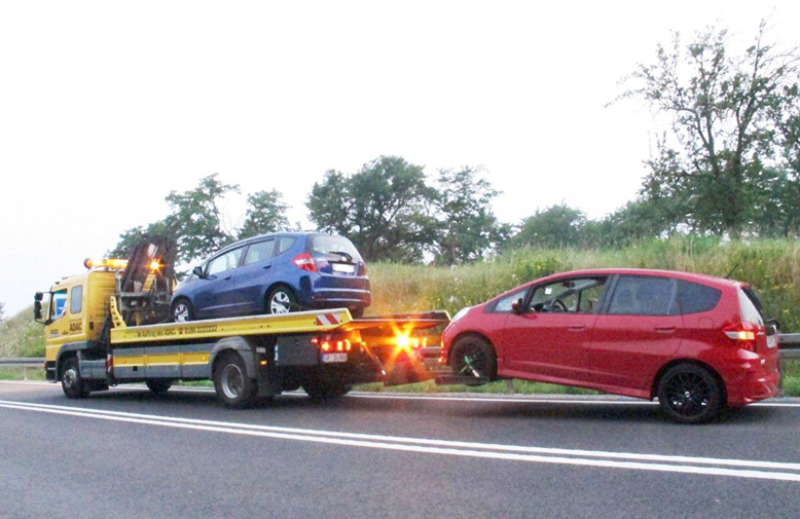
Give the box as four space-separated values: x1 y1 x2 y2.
211 231 339 259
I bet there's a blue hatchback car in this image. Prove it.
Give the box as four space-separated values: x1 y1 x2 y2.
170 232 371 321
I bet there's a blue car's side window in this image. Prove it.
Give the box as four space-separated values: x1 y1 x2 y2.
244 240 275 266
207 248 244 276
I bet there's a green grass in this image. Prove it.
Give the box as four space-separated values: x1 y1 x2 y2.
0 368 46 381
355 379 599 395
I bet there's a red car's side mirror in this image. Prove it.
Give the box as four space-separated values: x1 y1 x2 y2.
511 298 525 314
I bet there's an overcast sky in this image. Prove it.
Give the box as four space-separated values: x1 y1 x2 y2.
1 1 798 316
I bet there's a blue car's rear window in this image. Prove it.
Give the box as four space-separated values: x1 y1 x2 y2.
308 235 362 262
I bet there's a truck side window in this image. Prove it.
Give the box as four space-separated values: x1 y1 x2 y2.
52 289 68 320
70 286 83 314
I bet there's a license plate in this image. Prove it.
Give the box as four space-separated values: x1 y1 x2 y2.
332 263 356 274
767 335 777 348
322 353 348 363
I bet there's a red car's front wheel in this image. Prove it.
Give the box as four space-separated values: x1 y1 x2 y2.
449 336 496 384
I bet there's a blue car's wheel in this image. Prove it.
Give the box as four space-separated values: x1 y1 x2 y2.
171 299 194 322
266 285 297 315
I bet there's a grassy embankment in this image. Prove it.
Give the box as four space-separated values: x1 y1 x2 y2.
2 237 799 394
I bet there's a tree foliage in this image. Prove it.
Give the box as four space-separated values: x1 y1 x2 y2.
238 189 291 240
111 174 240 264
433 167 509 265
622 23 800 237
509 204 587 249
308 156 438 262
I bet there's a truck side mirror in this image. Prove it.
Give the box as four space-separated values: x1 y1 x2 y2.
34 300 42 320
193 266 205 279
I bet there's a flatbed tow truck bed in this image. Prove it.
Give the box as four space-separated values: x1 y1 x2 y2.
56 301 451 407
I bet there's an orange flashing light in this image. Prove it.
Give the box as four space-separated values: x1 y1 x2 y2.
84 258 129 270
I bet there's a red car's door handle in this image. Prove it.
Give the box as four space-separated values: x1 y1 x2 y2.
655 326 675 333
568 325 586 332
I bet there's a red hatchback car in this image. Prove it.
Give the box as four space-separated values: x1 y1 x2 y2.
441 269 780 423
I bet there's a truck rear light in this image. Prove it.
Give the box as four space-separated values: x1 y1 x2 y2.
312 333 358 352
293 253 318 273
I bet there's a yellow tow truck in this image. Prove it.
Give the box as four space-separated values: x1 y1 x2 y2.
34 238 449 407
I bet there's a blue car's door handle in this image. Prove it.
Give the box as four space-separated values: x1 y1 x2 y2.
223 275 232 281
263 265 272 270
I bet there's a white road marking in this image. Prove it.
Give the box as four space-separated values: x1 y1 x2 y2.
1 399 800 482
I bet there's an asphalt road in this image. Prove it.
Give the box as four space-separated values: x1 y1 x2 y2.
1 381 799 519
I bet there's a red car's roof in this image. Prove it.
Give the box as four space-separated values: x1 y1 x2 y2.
487 268 744 305
548 268 744 288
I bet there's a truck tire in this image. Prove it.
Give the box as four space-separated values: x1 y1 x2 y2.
61 357 91 398
146 379 172 396
213 353 257 408
302 376 352 400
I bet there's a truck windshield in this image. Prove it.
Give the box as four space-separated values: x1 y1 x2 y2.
51 289 68 321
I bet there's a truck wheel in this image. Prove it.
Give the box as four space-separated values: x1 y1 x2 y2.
657 363 723 424
266 285 296 315
146 379 172 396
213 353 257 408
61 357 90 398
302 376 352 400
171 299 194 322
350 307 365 319
450 336 496 384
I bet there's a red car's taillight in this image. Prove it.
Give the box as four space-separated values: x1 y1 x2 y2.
723 322 759 352
293 252 318 273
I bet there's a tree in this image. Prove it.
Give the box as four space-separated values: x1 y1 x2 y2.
164 174 239 263
111 174 239 264
0 301 4 323
621 23 800 237
307 156 438 262
434 167 509 265
110 220 173 259
510 204 587 248
238 189 291 239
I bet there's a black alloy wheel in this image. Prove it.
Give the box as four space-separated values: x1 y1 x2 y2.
657 364 722 424
450 336 496 384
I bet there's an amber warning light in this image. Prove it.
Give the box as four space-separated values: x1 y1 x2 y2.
84 258 128 270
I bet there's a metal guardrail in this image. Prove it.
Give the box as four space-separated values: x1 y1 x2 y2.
0 357 45 367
